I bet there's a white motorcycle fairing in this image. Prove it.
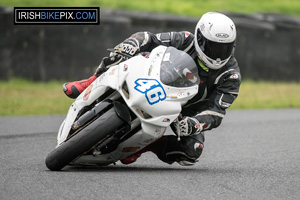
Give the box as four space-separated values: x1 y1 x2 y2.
56 46 199 166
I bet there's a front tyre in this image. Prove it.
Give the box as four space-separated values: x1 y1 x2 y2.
45 107 125 171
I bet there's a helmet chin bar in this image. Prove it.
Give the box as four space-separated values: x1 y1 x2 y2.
207 56 229 70
197 49 230 70
209 57 226 66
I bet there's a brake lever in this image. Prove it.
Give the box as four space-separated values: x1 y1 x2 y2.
173 118 181 142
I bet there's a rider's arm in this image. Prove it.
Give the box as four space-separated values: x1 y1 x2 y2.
97 31 194 76
114 31 194 55
172 58 241 136
194 59 241 132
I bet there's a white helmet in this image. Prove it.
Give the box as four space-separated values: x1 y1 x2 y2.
194 12 236 70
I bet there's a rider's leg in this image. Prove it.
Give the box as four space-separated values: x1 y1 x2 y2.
121 133 205 166
63 56 123 99
163 133 205 166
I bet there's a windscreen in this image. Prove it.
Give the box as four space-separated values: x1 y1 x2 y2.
160 47 200 87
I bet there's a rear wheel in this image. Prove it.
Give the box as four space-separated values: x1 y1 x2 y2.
45 107 125 171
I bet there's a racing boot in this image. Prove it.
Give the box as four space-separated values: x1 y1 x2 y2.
120 152 142 165
120 137 169 165
63 75 97 99
164 134 205 166
120 134 204 166
63 55 123 99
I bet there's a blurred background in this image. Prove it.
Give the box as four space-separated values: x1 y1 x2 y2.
0 0 300 115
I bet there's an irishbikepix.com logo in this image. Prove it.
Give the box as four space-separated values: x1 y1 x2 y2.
14 7 100 25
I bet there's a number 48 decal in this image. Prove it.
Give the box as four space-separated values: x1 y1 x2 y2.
134 78 166 105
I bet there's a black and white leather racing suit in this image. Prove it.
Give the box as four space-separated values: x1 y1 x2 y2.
107 31 241 165
118 31 241 131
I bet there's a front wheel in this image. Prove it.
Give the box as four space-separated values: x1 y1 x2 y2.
45 107 125 171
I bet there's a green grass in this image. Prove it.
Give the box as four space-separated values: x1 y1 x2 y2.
0 79 300 116
231 80 300 109
1 0 300 17
0 79 73 116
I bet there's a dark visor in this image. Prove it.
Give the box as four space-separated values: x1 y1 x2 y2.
197 29 235 60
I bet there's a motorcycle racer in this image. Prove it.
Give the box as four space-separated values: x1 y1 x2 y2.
63 12 241 166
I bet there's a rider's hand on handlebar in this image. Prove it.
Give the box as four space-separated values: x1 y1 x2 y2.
172 115 203 136
111 39 140 58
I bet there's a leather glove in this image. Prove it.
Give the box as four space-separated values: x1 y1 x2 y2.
172 116 203 136
111 38 140 58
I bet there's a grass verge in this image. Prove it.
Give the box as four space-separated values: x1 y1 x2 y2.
0 79 73 116
1 79 299 116
231 80 300 109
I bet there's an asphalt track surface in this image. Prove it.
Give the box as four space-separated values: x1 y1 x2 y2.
0 109 299 200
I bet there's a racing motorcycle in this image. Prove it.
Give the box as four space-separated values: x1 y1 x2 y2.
45 45 200 171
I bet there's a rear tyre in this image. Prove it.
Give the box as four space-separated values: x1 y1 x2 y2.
45 107 125 171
